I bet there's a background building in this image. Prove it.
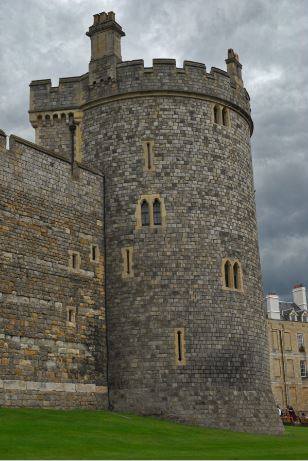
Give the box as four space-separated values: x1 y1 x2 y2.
267 284 308 412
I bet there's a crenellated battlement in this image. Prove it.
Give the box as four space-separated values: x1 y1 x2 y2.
30 57 251 126
110 58 250 113
29 74 88 113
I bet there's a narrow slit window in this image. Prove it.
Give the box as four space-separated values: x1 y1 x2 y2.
122 247 133 278
146 142 152 170
177 331 182 363
72 253 78 269
233 262 239 289
175 328 186 366
141 200 150 226
222 108 228 126
153 199 162 225
91 244 98 262
214 105 219 124
67 308 76 325
126 249 130 275
224 261 231 288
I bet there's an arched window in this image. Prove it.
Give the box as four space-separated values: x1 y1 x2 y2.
213 105 219 124
224 260 231 288
222 108 228 126
233 262 240 289
153 199 162 225
141 200 150 226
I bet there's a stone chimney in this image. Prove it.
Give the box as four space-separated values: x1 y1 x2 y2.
86 11 125 85
225 49 243 87
266 293 281 320
292 284 307 310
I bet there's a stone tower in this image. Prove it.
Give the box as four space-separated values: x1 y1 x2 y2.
28 11 283 434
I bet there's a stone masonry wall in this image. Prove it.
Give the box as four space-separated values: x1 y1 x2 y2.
82 90 282 434
0 134 107 409
34 116 72 161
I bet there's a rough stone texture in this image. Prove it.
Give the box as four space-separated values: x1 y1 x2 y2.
0 11 283 434
82 93 282 433
34 116 72 160
0 135 107 408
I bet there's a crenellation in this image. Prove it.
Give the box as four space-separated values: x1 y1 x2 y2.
0 129 6 149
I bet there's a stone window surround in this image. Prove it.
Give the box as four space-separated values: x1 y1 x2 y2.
121 246 134 279
90 243 100 263
212 103 231 128
67 306 76 326
174 328 186 366
135 194 166 229
221 258 244 292
68 250 81 272
142 140 155 172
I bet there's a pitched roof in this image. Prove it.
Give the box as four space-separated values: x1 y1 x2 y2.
279 301 308 321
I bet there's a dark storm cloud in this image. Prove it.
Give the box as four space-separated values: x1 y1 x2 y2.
0 0 307 298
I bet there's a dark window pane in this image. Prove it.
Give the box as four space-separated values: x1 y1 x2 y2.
153 199 161 225
141 200 150 226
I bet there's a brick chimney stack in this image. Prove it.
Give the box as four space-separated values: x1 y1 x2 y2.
86 11 125 61
225 49 243 87
86 11 125 85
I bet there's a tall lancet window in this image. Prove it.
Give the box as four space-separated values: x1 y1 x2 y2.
141 200 150 226
224 260 231 288
153 199 162 225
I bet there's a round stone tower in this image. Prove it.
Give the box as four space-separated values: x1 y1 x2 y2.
82 12 282 434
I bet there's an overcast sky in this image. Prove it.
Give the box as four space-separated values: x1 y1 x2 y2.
0 0 307 299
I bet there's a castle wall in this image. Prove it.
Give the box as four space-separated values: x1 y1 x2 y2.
34 116 72 161
0 135 107 409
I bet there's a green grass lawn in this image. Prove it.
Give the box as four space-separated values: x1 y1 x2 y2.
0 408 307 459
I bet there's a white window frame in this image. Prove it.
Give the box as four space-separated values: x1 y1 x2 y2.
300 360 306 378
